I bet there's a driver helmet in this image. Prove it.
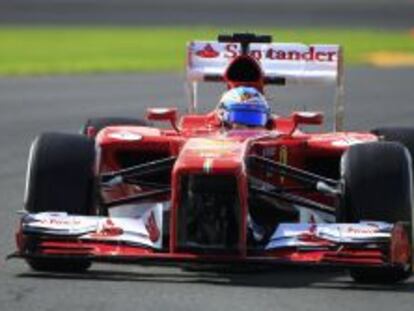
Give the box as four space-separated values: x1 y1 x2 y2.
218 87 270 127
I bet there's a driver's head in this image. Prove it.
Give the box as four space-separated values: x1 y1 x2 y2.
218 87 270 128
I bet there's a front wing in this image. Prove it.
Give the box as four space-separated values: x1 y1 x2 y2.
11 210 411 269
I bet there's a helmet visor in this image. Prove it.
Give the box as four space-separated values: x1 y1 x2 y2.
227 109 268 127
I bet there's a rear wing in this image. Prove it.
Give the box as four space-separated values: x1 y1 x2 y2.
186 41 344 131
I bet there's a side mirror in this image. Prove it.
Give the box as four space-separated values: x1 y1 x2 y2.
146 108 179 131
292 111 323 126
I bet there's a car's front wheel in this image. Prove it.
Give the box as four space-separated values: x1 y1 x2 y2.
24 132 96 272
339 142 413 283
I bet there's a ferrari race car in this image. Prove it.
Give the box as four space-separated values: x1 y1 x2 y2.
10 33 414 284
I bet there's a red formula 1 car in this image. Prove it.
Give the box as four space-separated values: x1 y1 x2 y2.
11 33 414 284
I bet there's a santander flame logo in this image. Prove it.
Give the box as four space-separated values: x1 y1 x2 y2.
195 44 220 58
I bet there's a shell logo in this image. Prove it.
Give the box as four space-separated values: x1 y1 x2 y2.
90 218 124 238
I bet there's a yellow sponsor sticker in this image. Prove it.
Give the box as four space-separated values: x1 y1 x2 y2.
279 145 288 184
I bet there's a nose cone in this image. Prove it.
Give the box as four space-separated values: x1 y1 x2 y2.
174 137 245 175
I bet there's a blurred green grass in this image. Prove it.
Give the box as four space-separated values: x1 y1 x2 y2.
0 27 413 76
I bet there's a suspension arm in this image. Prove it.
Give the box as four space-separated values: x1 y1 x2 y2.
101 156 176 184
247 155 341 192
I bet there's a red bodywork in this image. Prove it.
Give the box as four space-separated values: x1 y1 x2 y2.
14 54 411 270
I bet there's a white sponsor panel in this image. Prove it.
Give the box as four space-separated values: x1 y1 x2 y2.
109 201 170 218
331 137 365 147
187 41 340 85
22 212 98 235
266 222 393 250
108 131 143 141
21 203 164 249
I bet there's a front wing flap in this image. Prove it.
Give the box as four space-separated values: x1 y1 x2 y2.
17 203 164 251
13 211 411 269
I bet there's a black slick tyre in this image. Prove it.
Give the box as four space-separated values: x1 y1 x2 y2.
24 132 96 272
339 142 413 284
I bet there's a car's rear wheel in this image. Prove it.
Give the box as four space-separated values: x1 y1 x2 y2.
338 142 413 283
24 132 96 272
81 117 150 139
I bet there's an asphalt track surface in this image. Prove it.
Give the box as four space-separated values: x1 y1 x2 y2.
1 0 413 29
1 68 414 310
